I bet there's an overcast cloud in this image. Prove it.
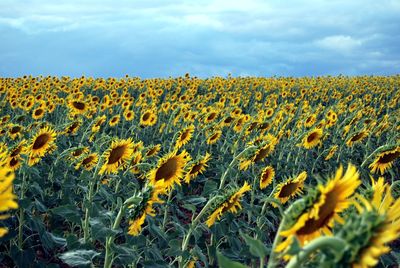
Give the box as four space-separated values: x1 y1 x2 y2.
1 0 399 77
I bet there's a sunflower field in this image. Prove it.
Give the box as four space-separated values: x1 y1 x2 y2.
0 75 399 268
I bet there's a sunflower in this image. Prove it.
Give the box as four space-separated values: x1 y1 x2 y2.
32 107 46 120
123 109 135 121
333 177 400 267
206 130 222 145
260 166 275 189
140 109 157 127
183 153 211 184
273 171 307 206
175 125 195 149
205 181 251 227
64 120 82 135
108 115 120 127
8 124 23 140
325 145 338 161
129 152 143 175
75 153 99 171
302 128 323 149
145 144 161 158
128 180 166 236
68 100 87 115
276 164 360 253
346 130 368 147
148 150 189 191
304 114 317 128
369 146 400 174
69 146 89 161
0 151 18 237
99 138 134 175
28 126 57 158
91 115 107 133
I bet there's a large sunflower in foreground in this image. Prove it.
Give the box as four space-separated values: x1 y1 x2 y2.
28 126 57 158
0 151 18 237
276 164 360 253
99 138 134 174
206 181 251 227
148 150 190 190
369 146 400 175
332 177 400 267
273 171 307 206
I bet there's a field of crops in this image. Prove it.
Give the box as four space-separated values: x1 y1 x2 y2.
0 75 399 267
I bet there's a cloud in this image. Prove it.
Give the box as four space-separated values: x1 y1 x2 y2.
316 35 363 53
0 0 399 77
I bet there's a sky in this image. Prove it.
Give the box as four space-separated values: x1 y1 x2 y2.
1 0 400 78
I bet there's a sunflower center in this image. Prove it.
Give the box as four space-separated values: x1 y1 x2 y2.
254 146 270 162
262 170 271 182
72 148 84 157
33 134 51 150
9 157 19 167
35 109 43 116
190 163 204 174
297 191 338 235
155 157 178 181
10 126 21 134
107 145 127 164
142 112 151 121
350 132 365 142
207 113 217 121
307 132 318 143
278 182 300 198
378 151 400 164
82 156 94 165
180 130 190 141
72 101 85 110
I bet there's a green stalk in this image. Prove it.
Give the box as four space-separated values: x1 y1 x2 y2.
104 204 126 268
17 172 27 250
179 196 218 268
162 190 173 231
219 146 256 189
285 237 346 268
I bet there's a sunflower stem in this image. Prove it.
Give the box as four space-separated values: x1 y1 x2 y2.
285 237 346 268
104 202 126 268
219 146 256 189
179 196 218 268
162 190 173 231
17 172 27 250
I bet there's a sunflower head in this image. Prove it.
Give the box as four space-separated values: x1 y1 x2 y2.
183 152 211 184
260 166 275 189
323 177 400 267
174 125 195 150
276 164 360 255
206 181 251 227
302 128 323 149
148 150 189 191
369 146 400 175
274 171 308 206
28 126 57 158
99 138 134 175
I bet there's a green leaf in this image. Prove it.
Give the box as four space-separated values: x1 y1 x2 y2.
59 250 100 267
90 218 119 241
241 233 268 258
51 204 82 224
216 251 247 268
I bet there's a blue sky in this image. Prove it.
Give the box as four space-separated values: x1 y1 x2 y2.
1 0 399 78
